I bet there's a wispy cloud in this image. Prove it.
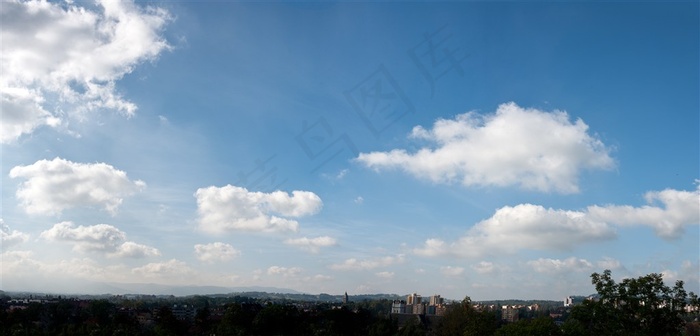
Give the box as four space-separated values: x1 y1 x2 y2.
132 259 194 280
527 257 594 274
0 219 29 251
194 242 241 263
284 236 337 253
267 266 303 278
440 266 465 277
330 255 405 271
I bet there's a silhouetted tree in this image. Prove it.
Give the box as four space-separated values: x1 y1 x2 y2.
154 306 182 336
433 296 498 336
398 316 425 336
368 316 398 336
568 269 694 336
496 316 562 336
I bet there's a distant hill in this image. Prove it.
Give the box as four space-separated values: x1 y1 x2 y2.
1 280 300 297
101 283 302 296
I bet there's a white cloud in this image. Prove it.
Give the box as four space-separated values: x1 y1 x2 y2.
267 266 302 277
673 261 699 287
330 255 405 271
415 185 697 258
195 185 322 234
527 257 594 274
1 251 131 284
132 259 194 278
40 221 159 258
440 266 465 277
414 204 616 258
308 274 333 282
10 157 146 215
112 242 161 259
471 261 497 274
587 186 700 239
284 236 337 253
0 87 61 143
597 257 622 270
375 271 395 279
322 169 348 181
0 219 29 251
194 242 240 263
356 102 614 194
1 0 171 143
661 260 699 286
0 251 48 281
354 196 364 204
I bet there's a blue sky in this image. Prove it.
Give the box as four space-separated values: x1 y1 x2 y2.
1 0 698 300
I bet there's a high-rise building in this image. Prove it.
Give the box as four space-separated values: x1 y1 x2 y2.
429 295 443 306
407 293 421 305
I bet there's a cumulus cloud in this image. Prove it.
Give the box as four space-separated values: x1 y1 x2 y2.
414 204 616 258
1 0 171 143
356 102 614 194
40 221 159 258
1 87 61 143
112 242 161 259
414 185 698 258
194 242 240 263
330 255 405 271
1 219 29 251
267 266 302 277
195 185 322 234
527 257 594 274
587 186 700 239
284 236 337 253
10 158 146 215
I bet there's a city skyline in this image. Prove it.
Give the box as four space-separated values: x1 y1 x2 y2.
1 1 698 300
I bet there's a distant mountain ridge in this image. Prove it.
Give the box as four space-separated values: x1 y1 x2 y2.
1 281 300 297
102 283 302 296
3 282 405 302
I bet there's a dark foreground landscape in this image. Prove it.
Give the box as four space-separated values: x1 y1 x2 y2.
2 271 699 336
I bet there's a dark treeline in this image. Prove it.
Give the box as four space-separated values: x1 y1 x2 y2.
2 270 699 336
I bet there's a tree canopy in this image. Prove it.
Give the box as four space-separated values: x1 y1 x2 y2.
568 269 697 336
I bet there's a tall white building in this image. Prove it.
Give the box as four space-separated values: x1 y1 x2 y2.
391 300 406 314
564 296 574 307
